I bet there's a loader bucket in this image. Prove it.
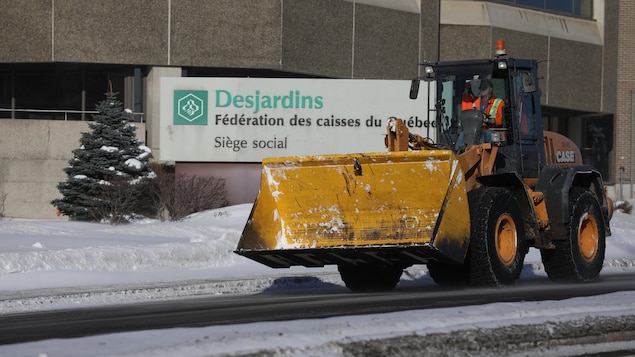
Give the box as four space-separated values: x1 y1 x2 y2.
236 150 471 268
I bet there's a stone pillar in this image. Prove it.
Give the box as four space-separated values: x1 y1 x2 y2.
145 66 181 160
420 0 440 64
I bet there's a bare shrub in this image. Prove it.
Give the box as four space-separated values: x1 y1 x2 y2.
171 174 229 220
145 163 174 221
146 163 229 221
93 178 146 224
0 187 6 218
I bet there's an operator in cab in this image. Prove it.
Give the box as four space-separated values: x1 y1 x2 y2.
474 79 505 127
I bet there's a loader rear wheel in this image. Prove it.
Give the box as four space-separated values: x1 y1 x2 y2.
338 264 403 292
540 189 606 282
467 187 526 286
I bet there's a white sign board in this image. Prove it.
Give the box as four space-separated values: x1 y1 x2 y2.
159 77 434 162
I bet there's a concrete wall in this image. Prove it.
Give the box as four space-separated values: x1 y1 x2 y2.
612 0 635 197
171 0 281 69
0 0 608 101
440 1 604 113
0 0 52 62
0 0 420 80
2 0 629 216
145 67 181 158
0 120 145 219
0 1 608 106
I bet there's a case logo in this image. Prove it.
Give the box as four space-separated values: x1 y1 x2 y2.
556 150 576 163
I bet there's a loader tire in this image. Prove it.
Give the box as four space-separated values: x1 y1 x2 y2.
338 264 403 292
467 187 526 286
540 189 606 282
427 261 468 286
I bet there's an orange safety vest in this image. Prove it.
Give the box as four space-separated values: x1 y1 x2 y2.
462 92 476 110
471 96 504 126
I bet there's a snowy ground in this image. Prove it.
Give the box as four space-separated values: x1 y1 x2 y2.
1 203 635 356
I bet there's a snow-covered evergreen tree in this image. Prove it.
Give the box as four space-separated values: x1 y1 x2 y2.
52 91 155 223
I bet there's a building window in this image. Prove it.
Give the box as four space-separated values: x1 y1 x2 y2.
0 72 11 119
500 0 593 18
0 64 143 121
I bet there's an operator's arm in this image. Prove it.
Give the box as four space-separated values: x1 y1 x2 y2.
494 100 505 126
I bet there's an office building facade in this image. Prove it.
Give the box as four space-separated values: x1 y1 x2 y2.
1 0 632 218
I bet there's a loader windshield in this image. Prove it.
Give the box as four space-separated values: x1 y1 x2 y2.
434 62 509 152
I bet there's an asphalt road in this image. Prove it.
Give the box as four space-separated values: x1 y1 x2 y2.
2 272 635 346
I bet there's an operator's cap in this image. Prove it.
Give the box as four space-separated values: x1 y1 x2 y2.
479 78 493 90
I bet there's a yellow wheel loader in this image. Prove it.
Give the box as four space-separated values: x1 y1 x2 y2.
236 43 614 292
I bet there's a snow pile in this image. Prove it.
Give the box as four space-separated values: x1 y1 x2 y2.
0 205 256 292
3 203 635 287
2 203 635 297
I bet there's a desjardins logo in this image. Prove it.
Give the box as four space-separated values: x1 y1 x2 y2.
174 90 208 125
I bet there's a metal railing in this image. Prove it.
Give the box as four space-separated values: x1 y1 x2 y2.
0 108 145 122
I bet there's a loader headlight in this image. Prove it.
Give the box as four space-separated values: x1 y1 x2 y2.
488 130 507 144
423 65 435 80
497 60 507 70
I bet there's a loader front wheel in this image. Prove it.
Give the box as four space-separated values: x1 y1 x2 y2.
338 264 403 292
427 261 468 286
540 189 606 282
468 187 526 286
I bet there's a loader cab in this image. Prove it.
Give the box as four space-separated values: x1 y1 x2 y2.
432 60 510 150
414 58 546 180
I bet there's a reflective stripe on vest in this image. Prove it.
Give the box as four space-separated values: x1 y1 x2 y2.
489 98 503 119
